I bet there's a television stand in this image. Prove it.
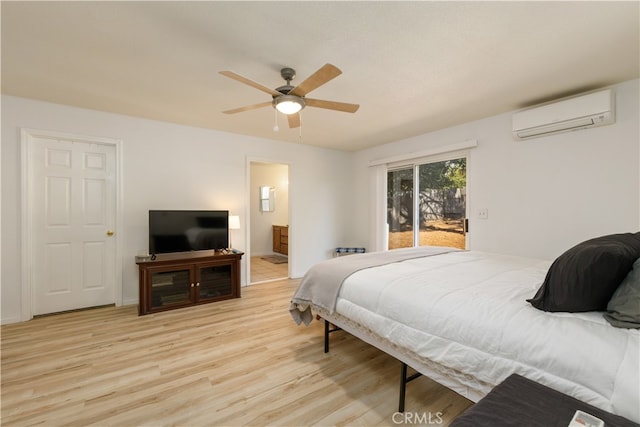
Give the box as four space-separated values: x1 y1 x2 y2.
136 250 243 315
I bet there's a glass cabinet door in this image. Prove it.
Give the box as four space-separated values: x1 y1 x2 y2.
149 268 193 310
198 263 233 301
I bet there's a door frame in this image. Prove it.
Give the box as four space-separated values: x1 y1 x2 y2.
370 140 477 252
245 157 292 285
20 128 123 321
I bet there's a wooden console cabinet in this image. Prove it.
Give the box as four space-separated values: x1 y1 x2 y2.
137 250 243 315
272 225 288 255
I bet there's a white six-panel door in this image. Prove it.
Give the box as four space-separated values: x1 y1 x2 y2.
27 133 117 316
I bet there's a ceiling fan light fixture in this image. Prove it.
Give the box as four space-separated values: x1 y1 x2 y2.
273 95 305 115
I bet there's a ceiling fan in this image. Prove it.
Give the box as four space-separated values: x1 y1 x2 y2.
219 63 359 129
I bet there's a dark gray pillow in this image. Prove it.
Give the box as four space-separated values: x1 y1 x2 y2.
604 258 640 328
528 232 640 312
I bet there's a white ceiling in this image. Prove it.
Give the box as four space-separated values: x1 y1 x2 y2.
2 1 638 152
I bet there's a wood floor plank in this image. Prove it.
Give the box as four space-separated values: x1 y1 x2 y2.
1 279 472 426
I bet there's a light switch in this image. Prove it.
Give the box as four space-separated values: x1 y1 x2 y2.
477 208 488 219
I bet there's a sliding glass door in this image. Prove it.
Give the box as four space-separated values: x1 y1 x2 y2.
388 156 467 250
387 167 415 249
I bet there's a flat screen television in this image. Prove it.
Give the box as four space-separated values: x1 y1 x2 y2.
149 210 229 255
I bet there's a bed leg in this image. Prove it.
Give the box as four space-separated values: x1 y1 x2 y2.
399 363 408 412
399 362 422 412
323 319 342 353
324 319 330 353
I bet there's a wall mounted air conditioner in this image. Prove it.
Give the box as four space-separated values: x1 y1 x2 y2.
512 89 615 140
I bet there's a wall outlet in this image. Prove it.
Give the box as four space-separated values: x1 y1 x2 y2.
477 208 489 219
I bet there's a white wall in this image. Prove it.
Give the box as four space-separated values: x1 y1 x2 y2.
353 79 639 260
3 79 638 323
250 162 289 256
1 95 354 323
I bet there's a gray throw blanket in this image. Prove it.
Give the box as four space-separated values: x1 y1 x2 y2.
289 246 459 325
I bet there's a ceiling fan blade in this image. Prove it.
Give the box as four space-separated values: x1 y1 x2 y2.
219 70 281 97
288 63 342 97
305 98 360 113
287 113 301 128
223 101 272 114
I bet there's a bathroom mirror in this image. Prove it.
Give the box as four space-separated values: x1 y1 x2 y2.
260 186 275 212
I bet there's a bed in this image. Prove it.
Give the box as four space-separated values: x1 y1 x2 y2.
290 236 640 424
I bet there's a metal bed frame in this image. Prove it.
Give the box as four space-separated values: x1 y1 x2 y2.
323 317 423 412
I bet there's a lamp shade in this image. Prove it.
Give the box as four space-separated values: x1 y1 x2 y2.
228 215 241 230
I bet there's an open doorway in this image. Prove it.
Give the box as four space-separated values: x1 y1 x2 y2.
249 162 290 284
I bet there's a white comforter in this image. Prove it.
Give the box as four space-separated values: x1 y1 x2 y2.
334 250 640 423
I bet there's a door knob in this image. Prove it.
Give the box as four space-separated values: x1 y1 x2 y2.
106 230 114 236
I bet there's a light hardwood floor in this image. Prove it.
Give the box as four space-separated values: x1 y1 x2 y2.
250 256 288 284
1 279 472 426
